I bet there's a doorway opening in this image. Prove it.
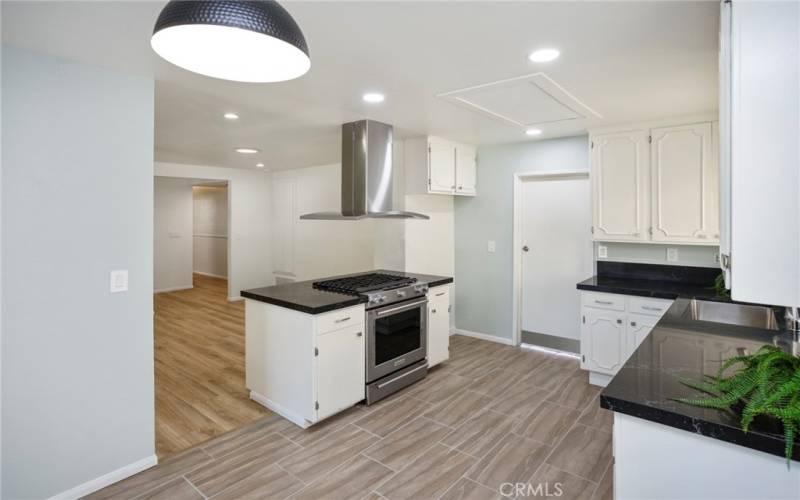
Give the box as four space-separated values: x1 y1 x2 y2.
153 176 269 458
512 171 593 353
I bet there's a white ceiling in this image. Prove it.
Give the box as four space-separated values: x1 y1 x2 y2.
1 1 720 171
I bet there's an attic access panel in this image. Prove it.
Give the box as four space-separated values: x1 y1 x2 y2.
437 72 602 127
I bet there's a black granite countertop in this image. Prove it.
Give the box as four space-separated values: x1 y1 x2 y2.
600 298 800 461
240 270 453 314
577 261 730 301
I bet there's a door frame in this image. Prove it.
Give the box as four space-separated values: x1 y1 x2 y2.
511 170 592 346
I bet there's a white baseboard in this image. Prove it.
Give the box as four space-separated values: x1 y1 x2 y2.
48 454 158 500
154 285 193 294
193 271 227 279
451 328 514 346
228 296 244 302
589 371 612 387
250 391 310 429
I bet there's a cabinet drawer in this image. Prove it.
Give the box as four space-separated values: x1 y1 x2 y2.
429 285 450 302
582 292 625 311
627 297 673 317
316 305 365 334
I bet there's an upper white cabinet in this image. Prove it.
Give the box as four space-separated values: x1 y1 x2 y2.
589 117 719 246
591 130 650 242
722 0 800 307
406 137 477 196
650 122 719 244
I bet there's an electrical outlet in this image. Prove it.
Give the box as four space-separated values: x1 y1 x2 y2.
110 270 128 293
487 240 496 253
597 245 608 259
666 248 679 262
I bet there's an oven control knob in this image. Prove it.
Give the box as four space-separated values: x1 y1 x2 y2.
396 290 407 298
376 295 387 303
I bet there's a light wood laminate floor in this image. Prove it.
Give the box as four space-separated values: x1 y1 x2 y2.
154 274 271 458
96 334 613 499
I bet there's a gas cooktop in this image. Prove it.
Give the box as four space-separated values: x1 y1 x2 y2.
313 273 417 295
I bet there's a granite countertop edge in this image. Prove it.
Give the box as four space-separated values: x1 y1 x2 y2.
240 271 454 314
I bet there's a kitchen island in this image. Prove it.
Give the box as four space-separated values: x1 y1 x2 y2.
601 298 799 499
241 270 453 428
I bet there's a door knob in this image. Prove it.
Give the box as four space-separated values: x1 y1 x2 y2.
522 246 530 252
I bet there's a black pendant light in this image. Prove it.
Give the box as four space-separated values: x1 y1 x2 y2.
151 1 310 82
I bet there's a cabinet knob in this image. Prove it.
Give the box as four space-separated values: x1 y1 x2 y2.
631 321 637 327
431 309 437 314
616 319 623 324
357 331 363 337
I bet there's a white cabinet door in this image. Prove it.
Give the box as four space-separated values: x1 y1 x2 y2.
455 145 477 196
581 308 626 375
650 122 718 244
591 130 650 242
315 324 365 421
427 287 450 367
428 140 456 194
626 313 658 359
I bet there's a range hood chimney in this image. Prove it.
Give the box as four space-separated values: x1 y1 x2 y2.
299 120 429 220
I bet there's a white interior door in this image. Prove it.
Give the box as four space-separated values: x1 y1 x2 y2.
521 175 592 341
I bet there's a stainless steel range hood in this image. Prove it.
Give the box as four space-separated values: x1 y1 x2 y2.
300 120 429 220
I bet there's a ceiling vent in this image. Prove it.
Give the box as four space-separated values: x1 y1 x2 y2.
437 72 602 128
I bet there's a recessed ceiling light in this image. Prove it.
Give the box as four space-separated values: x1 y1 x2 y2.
525 128 543 136
256 163 265 168
236 148 260 154
362 93 385 103
528 48 560 63
224 112 239 120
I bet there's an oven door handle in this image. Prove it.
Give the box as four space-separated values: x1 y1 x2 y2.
375 298 428 317
376 364 428 389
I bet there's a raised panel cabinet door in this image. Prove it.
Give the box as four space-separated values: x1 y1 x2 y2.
650 122 718 244
427 295 450 367
315 324 365 421
591 130 650 242
455 145 477 196
626 313 657 359
428 140 456 194
582 309 625 375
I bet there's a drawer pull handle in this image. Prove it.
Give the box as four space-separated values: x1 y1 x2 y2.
595 300 613 305
642 306 662 312
435 292 445 297
334 317 351 323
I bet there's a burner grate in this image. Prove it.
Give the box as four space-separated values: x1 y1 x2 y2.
313 273 417 295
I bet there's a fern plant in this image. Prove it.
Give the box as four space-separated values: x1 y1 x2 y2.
710 272 731 299
675 344 800 464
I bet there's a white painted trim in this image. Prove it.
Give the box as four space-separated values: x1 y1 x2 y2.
250 391 311 428
153 285 193 294
451 328 514 346
193 271 228 280
589 371 613 387
511 170 591 347
227 296 244 302
48 454 157 500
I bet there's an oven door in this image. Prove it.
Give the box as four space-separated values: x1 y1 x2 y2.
366 297 428 382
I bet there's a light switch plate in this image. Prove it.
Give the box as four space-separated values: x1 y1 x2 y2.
666 248 679 262
597 245 608 259
110 270 128 293
487 240 496 253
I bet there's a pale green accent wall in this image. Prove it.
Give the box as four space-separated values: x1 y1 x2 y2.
2 47 155 498
454 136 590 341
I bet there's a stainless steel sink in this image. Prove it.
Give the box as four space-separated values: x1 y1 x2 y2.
682 299 779 330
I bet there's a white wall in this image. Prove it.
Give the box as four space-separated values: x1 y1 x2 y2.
154 178 194 292
154 162 272 300
405 195 455 277
272 164 377 281
193 185 228 278
2 47 155 498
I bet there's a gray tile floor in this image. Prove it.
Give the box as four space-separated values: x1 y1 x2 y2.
90 335 614 500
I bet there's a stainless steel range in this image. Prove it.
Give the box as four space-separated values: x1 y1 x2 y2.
313 273 429 404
